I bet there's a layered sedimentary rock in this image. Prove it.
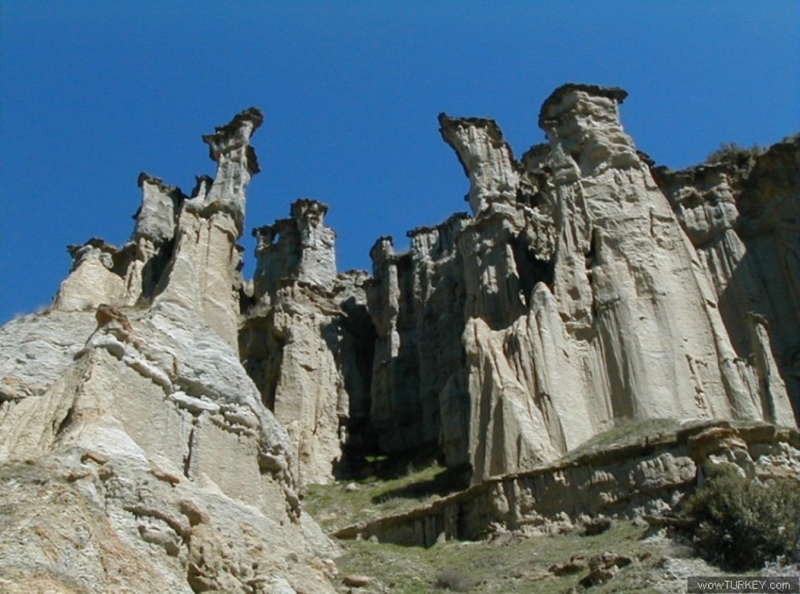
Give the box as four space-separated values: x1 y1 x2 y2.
0 302 338 593
252 199 337 295
653 137 800 410
332 421 800 547
53 108 263 349
364 85 797 483
1 87 798 587
242 201 373 485
1 110 338 593
366 214 471 465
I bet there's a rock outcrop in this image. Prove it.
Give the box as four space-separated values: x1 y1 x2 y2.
53 108 263 349
1 87 797 589
653 137 800 411
242 201 373 485
331 420 800 547
363 84 797 483
1 110 338 593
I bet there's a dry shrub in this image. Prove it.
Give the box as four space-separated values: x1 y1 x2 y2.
682 464 800 570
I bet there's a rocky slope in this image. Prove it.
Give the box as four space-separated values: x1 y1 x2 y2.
0 84 797 591
0 110 338 593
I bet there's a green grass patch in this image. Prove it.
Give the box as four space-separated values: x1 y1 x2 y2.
333 521 664 593
304 461 469 533
563 418 680 462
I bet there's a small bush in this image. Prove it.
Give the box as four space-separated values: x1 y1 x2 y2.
704 142 762 167
433 568 473 591
681 464 800 570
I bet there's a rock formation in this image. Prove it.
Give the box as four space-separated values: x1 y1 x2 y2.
53 108 263 349
0 85 798 590
653 139 800 412
331 420 800 547
1 109 338 593
359 85 797 483
242 201 373 485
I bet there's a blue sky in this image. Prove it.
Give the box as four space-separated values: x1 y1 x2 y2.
1 1 798 324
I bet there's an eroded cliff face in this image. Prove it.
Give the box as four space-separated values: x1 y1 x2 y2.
361 85 798 483
53 108 264 349
1 109 339 594
239 199 375 485
1 87 798 591
653 138 800 413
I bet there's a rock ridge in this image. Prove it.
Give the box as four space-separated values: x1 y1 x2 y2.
1 85 798 590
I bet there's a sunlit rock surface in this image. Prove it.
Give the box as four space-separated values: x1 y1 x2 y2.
1 87 797 590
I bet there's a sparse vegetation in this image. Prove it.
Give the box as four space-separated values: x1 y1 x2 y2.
303 429 800 592
303 457 468 532
433 568 473 591
681 464 800 570
563 417 680 461
329 521 687 593
704 141 763 167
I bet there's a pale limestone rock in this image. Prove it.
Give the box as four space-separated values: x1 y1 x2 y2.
0 299 336 593
0 310 97 402
255 283 371 485
360 84 796 484
439 114 520 214
52 109 262 350
443 84 796 481
746 314 794 424
3 91 798 574
542 95 739 419
367 214 471 461
252 199 337 302
134 173 182 244
53 175 182 313
333 422 799 547
155 108 263 347
53 239 126 311
655 136 800 411
120 174 183 306
242 201 373 484
154 204 242 347
1 108 339 592
292 199 337 286
199 107 263 236
267 282 348 485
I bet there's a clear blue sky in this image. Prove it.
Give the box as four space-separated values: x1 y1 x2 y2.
1 1 798 324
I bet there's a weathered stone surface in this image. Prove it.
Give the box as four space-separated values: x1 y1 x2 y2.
252 199 337 302
0 300 336 593
364 84 796 483
255 281 348 485
1 108 340 592
154 109 262 347
242 200 373 484
654 135 800 411
120 173 184 307
2 90 798 587
242 275 373 485
53 238 128 311
439 114 519 215
366 214 471 463
0 310 97 402
199 107 263 236
332 421 800 547
53 108 263 350
579 552 633 587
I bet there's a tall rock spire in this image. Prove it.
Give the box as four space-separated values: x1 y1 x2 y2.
154 108 263 346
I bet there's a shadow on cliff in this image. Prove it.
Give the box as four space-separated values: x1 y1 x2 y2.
718 147 800 421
